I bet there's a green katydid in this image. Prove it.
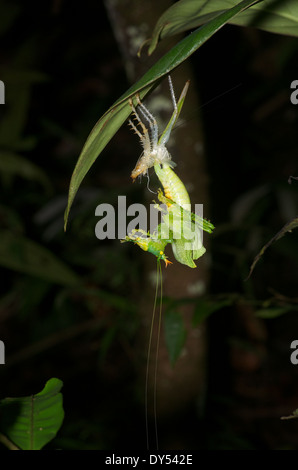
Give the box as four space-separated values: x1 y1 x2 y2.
122 76 214 449
125 76 214 268
123 178 214 268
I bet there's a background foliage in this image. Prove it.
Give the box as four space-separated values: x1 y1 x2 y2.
1 0 298 449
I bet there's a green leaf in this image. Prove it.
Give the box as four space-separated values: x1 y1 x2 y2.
0 68 48 149
147 0 298 54
0 151 52 191
281 408 298 420
0 231 79 286
164 309 187 366
0 378 64 450
255 306 294 318
64 0 259 229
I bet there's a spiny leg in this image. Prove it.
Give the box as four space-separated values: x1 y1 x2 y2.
129 98 149 137
129 97 151 150
136 94 159 148
168 75 177 113
128 117 144 141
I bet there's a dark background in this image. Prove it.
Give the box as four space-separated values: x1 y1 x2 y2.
1 0 298 450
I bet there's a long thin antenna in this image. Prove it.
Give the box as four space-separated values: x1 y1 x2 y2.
172 82 242 133
153 260 163 450
168 75 177 111
145 260 160 450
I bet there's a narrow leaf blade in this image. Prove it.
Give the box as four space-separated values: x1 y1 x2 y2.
0 231 79 286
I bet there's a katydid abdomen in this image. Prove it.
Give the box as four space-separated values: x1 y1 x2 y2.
154 163 191 209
